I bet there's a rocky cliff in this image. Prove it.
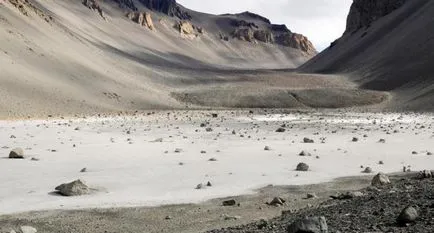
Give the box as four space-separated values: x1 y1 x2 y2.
345 0 408 34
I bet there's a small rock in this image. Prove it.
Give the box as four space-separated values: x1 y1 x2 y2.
352 137 359 142
206 181 212 187
296 162 309 171
195 183 203 190
412 151 418 155
427 152 433 155
378 139 386 143
287 216 328 233
363 167 373 173
223 214 241 220
174 148 183 153
264 146 271 151
222 199 237 206
9 148 25 159
303 137 314 143
208 157 218 161
206 127 213 132
80 168 87 173
299 151 312 156
55 179 90 196
371 172 391 187
30 157 40 161
269 197 286 206
306 193 318 199
378 160 384 165
276 128 286 133
165 215 172 220
397 206 418 225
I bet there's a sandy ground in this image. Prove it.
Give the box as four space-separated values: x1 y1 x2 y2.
0 110 433 232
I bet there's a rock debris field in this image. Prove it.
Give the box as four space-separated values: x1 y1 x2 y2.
0 110 433 217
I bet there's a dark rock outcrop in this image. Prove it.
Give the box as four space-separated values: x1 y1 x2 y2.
138 0 191 20
345 0 408 34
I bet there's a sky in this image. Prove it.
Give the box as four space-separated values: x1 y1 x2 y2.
178 0 352 51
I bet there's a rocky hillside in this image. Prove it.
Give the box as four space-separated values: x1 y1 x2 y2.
0 0 349 118
112 0 316 55
301 0 434 111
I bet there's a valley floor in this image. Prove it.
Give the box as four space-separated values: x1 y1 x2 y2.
0 110 433 232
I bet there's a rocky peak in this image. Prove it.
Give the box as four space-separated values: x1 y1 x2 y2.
112 0 191 19
345 0 408 34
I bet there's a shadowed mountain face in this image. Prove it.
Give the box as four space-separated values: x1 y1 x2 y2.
301 0 434 111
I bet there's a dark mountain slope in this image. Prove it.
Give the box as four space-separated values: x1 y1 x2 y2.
301 0 434 111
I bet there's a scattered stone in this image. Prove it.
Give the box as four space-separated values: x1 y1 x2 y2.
378 139 386 143
212 113 218 118
371 172 391 187
9 148 24 159
257 219 268 229
352 137 359 142
299 150 312 156
428 152 433 155
306 193 318 199
222 199 237 206
30 157 39 161
296 162 309 171
363 167 373 173
19 226 37 233
412 151 418 155
330 191 364 200
303 137 314 143
80 168 87 173
151 138 163 143
287 216 328 233
200 150 207 154
276 127 286 133
208 158 218 162
264 146 271 151
165 215 172 220
397 206 419 225
223 214 241 220
55 179 90 196
206 127 213 132
268 197 286 206
378 160 384 165
174 148 183 153
195 183 203 189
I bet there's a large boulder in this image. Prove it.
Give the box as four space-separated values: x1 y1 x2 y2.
9 148 24 159
287 216 328 233
19 226 37 233
397 206 418 225
296 162 309 171
55 179 90 196
371 172 391 187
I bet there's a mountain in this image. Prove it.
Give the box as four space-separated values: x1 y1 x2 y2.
0 0 325 118
301 0 434 111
